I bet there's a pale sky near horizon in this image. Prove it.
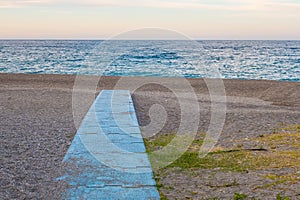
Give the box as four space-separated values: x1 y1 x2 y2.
0 0 299 40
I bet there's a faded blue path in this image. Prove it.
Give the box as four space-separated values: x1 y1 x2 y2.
58 90 160 200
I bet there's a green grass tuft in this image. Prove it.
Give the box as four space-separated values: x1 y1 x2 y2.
233 193 248 200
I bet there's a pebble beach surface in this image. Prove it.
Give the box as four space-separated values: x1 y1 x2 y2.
1 73 299 199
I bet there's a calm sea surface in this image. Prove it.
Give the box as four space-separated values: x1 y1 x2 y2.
0 40 299 81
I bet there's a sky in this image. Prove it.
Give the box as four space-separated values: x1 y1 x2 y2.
0 0 299 39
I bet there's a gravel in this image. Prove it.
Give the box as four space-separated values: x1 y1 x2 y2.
1 73 299 199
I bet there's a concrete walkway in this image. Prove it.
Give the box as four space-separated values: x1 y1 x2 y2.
59 90 160 199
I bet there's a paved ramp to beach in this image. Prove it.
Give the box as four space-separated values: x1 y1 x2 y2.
58 90 159 199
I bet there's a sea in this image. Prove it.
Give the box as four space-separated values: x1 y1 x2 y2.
0 40 299 82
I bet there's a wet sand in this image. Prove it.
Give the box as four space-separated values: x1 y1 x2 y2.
1 73 299 199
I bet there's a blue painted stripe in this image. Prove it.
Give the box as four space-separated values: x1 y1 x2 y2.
58 90 160 199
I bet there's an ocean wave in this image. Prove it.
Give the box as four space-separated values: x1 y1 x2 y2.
0 40 299 82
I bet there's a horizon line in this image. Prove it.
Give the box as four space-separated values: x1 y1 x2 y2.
1 38 300 41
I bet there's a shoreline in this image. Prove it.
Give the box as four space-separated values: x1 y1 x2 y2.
1 72 299 199
2 72 300 83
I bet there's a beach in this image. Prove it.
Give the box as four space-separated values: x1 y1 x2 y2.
1 73 300 199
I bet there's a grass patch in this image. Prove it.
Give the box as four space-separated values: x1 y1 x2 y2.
256 131 300 150
276 124 300 133
144 124 300 172
145 125 300 199
262 173 300 188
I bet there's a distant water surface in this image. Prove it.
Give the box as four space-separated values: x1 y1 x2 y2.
0 40 299 81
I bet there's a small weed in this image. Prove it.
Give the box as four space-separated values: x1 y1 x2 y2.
190 190 198 195
259 145 265 150
153 176 168 199
143 133 176 153
276 193 291 200
154 177 163 190
66 132 75 139
160 195 168 200
233 192 248 200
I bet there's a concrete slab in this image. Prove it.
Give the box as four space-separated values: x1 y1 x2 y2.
59 90 160 199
